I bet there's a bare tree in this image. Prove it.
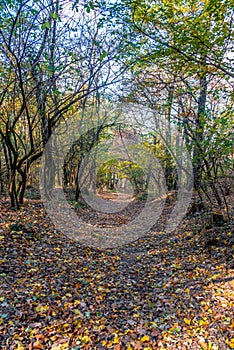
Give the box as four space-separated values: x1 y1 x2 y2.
0 0 123 207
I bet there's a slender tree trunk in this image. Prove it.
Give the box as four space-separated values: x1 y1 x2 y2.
18 169 28 204
193 71 207 190
0 153 4 193
75 159 82 201
44 144 55 199
9 169 19 208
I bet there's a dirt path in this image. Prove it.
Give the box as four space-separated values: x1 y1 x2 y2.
0 197 233 349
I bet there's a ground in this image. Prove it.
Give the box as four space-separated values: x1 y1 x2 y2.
0 193 233 350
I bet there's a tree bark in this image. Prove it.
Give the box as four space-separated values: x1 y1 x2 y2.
193 71 207 190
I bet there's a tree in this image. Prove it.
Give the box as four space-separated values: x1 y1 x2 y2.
104 0 234 207
0 0 123 207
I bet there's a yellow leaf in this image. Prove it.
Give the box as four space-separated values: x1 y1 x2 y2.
207 341 213 350
35 305 49 313
227 338 234 349
199 319 209 326
184 318 191 325
17 342 25 350
63 323 70 328
141 335 150 342
198 337 213 350
80 335 90 343
113 335 119 344
50 335 58 342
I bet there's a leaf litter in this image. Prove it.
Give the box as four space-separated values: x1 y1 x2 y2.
0 197 233 349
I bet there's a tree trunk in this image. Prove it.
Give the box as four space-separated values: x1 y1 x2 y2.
9 170 19 208
18 171 27 204
193 70 207 190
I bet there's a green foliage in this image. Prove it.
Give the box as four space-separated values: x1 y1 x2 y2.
97 158 145 192
105 0 233 78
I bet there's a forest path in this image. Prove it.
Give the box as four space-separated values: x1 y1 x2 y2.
0 197 233 349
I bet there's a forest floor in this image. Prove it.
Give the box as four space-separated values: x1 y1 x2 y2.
0 192 234 350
